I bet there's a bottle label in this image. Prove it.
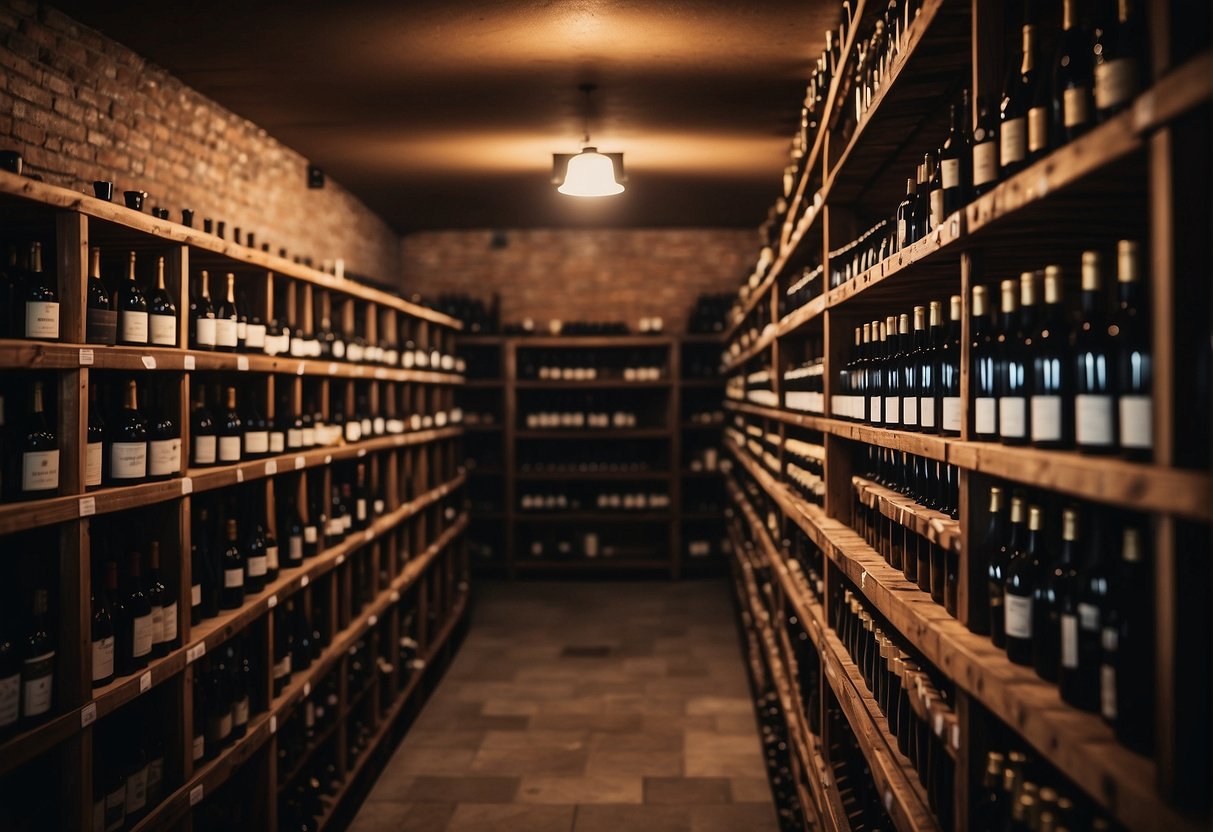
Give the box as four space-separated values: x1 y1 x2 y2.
126 766 147 813
192 733 205 762
193 435 217 465
869 396 882 423
1027 106 1049 153
304 526 318 544
287 428 303 448
236 320 247 343
87 308 118 345
1095 59 1138 110
332 340 346 359
345 421 362 442
161 602 177 645
266 544 279 571
246 323 267 350
194 316 217 347
110 442 147 480
247 554 267 577
942 397 961 432
357 499 367 522
121 310 149 344
289 536 304 561
149 438 181 476
86 441 103 488
1075 394 1114 446
1078 601 1100 631
1100 661 1118 720
233 696 249 727
269 432 285 454
1004 593 1032 639
151 604 164 648
215 318 238 348
1030 395 1062 441
884 396 900 425
998 396 1026 438
149 313 176 346
132 612 154 658
218 435 241 462
929 188 944 230
1118 394 1152 450
999 117 1026 166
974 397 997 435
191 583 202 607
919 397 936 428
273 656 291 680
897 219 908 248
23 449 60 492
91 635 115 682
301 427 316 447
21 651 55 716
224 567 244 588
941 158 960 190
25 301 60 339
104 786 124 831
0 672 19 727
1064 86 1091 127
972 142 998 186
1061 614 1079 669
244 430 269 455
902 397 918 427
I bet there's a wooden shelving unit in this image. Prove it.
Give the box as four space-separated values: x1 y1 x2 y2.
720 2 1211 831
0 171 470 831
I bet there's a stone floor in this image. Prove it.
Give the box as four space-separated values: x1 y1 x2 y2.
347 579 778 832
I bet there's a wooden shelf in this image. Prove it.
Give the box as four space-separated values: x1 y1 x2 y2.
511 335 676 348
514 428 670 439
720 326 776 375
457 335 506 345
513 512 671 523
514 378 673 389
512 559 671 572
515 470 670 481
462 379 506 388
678 378 726 387
853 476 961 555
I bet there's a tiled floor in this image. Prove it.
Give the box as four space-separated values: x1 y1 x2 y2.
347 580 778 832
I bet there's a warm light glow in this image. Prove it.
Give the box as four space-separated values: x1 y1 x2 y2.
557 147 624 197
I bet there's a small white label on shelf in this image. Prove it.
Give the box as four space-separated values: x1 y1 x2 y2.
79 496 96 517
189 785 203 806
267 594 278 609
336 554 346 566
297 362 306 376
236 468 244 483
390 591 400 603
884 790 893 811
295 456 305 470
265 460 277 476
184 355 195 371
328 362 338 375
187 643 206 664
375 368 386 379
364 529 373 542
860 571 867 589
300 575 310 588
324 455 332 465
303 682 311 697
357 448 367 458
78 348 94 366
139 672 151 694
141 355 156 370
237 356 249 371
270 715 277 734
952 723 961 751
81 703 97 728
395 436 404 446
368 615 377 626
181 477 193 495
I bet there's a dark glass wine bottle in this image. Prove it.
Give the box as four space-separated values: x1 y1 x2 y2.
148 256 177 347
283 491 306 568
86 384 105 491
218 386 242 464
191 385 217 468
901 306 925 431
940 295 962 435
214 272 239 352
243 519 267 595
1048 508 1082 688
1030 266 1072 448
1102 524 1152 754
191 270 217 351
983 490 1015 645
91 561 116 687
22 242 60 341
895 178 916 252
1000 24 1038 178
86 246 117 345
971 95 999 197
109 380 148 485
1110 240 1151 459
118 251 149 346
1074 251 1115 453
939 91 970 215
21 588 55 720
148 541 177 655
998 275 1032 446
122 548 153 673
971 285 998 440
21 380 60 500
1053 0 1092 142
241 389 269 460
148 385 181 481
1004 504 1042 666
1093 0 1142 121
220 518 245 610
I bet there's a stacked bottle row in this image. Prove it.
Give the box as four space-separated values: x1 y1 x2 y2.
518 443 660 474
519 390 655 430
782 358 824 414
519 526 665 562
90 681 177 832
783 434 825 506
754 688 810 832
430 292 500 335
686 291 733 334
517 348 667 382
779 264 824 321
518 487 670 513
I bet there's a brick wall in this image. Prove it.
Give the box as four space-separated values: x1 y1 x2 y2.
0 0 401 281
401 229 756 333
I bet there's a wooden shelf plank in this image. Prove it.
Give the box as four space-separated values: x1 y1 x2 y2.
513 512 671 523
512 559 671 571
511 335 676 348
515 470 671 481
514 428 670 439
775 294 827 341
514 379 673 389
720 325 776 375
853 475 961 555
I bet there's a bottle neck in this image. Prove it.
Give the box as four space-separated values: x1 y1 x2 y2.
125 382 139 410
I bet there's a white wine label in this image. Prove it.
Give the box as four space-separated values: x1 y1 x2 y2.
972 142 997 186
244 430 269 455
91 636 115 682
193 435 217 465
1118 395 1152 450
162 602 177 644
1004 593 1033 639
1030 396 1062 442
1078 602 1100 630
289 536 304 560
941 158 960 190
1064 87 1091 127
0 673 19 727
929 189 944 230
191 584 202 607
218 435 241 462
266 545 279 571
110 442 147 480
301 427 315 447
269 432 285 453
1061 614 1079 669
287 428 303 448
1075 394 1114 446
132 612 154 658
999 397 1027 438
192 734 205 762
884 396 900 425
1100 662 1118 720
869 396 882 424
975 397 997 435
126 766 147 813
224 567 244 588
999 117 1026 166
21 651 54 717
23 449 60 492
902 397 918 427
25 301 60 339
195 316 217 347
86 441 103 487
233 696 249 727
304 526 318 544
1027 106 1049 153
149 438 181 476
246 323 267 349
247 555 267 577
897 219 908 248
942 397 961 432
150 313 177 346
919 397 936 428
1095 59 1138 110
121 310 149 344
215 317 237 348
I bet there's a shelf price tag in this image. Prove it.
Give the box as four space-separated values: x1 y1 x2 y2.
187 643 206 664
300 575 309 588
189 785 203 806
78 348 94 366
294 456 305 470
336 554 345 566
364 529 374 542
141 355 157 370
237 356 249 371
368 614 377 627
184 355 196 371
270 715 277 734
265 460 277 476
860 570 867 590
324 455 332 465
389 591 400 603
139 672 152 693
267 594 278 609
181 477 193 495
80 703 97 728
357 448 367 458
303 682 311 697
79 497 96 517
328 362 338 375
297 362 306 376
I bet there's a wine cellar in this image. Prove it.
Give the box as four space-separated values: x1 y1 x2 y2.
0 0 1208 830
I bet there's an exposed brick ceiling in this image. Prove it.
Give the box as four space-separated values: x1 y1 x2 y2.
54 0 836 232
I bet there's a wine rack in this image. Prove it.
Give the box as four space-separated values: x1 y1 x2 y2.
721 2 1211 831
0 170 470 832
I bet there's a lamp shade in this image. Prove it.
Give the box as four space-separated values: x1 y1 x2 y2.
557 147 624 197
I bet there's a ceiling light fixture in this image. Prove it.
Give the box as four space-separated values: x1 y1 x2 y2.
554 83 625 197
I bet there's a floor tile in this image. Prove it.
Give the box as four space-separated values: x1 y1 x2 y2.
446 803 575 832
644 776 732 805
345 801 455 832
572 804 692 832
404 774 520 803
516 773 644 804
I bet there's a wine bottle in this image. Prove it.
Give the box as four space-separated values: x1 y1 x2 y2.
998 275 1031 446
21 380 60 499
235 290 249 351
940 295 962 435
269 399 288 456
353 463 369 531
191 385 217 468
214 273 238 352
1074 251 1115 453
91 561 116 687
902 306 925 431
218 386 243 464
86 384 105 490
123 548 153 673
896 178 916 251
148 256 177 347
1047 507 1083 688
191 270 217 350
118 251 149 346
1102 524 1152 753
1000 24 1037 177
1053 0 1092 142
194 507 218 621
244 519 267 595
869 321 884 425
20 587 54 720
242 390 269 460
940 91 970 215
1093 0 1142 121
983 489 1014 644
86 246 117 345
283 493 306 568
1030 266 1072 448
272 607 292 697
264 521 279 582
971 285 998 440
290 599 313 673
204 656 232 757
109 380 148 485
148 541 177 656
1111 240 1151 459
884 315 904 428
926 152 944 233
221 518 245 610
231 645 251 739
22 242 60 341
1004 504 1042 666
1025 26 1051 161
148 385 181 481
971 95 999 197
